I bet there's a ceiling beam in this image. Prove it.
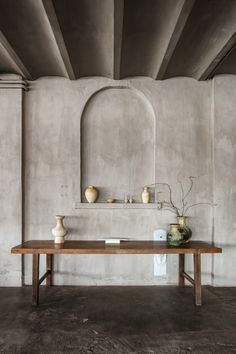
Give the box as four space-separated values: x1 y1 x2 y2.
113 0 124 80
199 31 236 80
156 0 195 80
0 31 31 79
41 0 76 80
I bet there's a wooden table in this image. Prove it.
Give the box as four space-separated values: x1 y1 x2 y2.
11 240 222 306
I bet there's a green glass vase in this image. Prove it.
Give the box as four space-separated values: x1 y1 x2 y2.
167 224 184 246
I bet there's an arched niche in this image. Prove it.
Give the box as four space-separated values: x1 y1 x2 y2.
81 86 155 202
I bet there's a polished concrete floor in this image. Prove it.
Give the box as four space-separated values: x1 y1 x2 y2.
0 286 236 354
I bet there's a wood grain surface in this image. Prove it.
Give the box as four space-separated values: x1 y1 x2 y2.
11 240 222 255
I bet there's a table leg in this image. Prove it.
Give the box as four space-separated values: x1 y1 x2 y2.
32 254 40 306
179 254 185 286
46 254 53 286
194 254 202 306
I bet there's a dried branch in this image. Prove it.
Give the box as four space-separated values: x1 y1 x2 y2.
162 206 179 215
146 182 181 216
158 183 180 216
185 202 216 214
144 177 215 217
177 177 186 215
183 176 195 202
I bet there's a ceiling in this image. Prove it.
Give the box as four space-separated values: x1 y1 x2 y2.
0 0 236 81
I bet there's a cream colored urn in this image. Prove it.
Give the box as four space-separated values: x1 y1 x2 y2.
85 186 98 203
52 215 67 244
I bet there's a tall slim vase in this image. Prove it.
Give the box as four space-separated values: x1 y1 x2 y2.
52 215 67 244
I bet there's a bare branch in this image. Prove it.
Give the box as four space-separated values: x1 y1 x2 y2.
145 177 215 217
185 202 216 214
162 207 178 215
145 182 182 216
159 183 180 216
158 183 181 216
183 176 196 202
177 177 185 215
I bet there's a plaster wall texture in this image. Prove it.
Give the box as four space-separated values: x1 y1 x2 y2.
82 87 155 202
23 77 213 286
213 75 236 286
0 88 22 286
0 75 234 286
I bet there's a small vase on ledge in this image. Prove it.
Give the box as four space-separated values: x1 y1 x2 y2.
142 187 150 203
52 215 67 244
85 186 98 203
177 216 192 243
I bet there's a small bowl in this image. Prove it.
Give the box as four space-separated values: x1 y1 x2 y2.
107 198 115 203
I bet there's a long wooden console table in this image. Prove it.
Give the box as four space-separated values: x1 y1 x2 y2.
11 240 222 306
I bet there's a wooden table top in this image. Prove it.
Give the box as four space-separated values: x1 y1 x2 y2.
11 240 222 255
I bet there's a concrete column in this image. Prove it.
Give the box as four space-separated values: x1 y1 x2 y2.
0 74 26 286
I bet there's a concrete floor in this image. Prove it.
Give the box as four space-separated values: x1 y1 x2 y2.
0 286 236 354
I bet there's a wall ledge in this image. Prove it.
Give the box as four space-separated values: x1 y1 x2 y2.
74 202 160 210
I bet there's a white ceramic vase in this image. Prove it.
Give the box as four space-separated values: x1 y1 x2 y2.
52 215 67 244
85 186 98 203
142 187 150 203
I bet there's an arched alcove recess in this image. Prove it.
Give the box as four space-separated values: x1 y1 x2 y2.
81 86 156 202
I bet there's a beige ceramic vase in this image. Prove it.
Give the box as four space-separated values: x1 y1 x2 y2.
142 187 150 203
85 186 98 203
52 215 67 244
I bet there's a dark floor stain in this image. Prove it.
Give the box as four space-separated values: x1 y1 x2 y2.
0 286 236 353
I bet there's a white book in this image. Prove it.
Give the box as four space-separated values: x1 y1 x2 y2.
99 237 130 244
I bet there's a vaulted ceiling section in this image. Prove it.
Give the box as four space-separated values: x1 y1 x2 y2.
0 0 236 81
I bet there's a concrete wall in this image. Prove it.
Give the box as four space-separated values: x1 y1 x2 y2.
0 75 235 286
23 77 212 285
0 86 22 286
213 75 236 286
82 87 155 202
